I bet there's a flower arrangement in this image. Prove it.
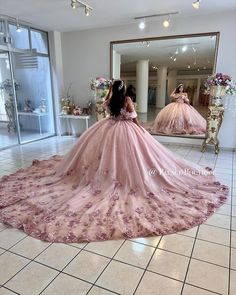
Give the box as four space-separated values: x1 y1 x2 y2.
205 73 236 95
90 77 112 90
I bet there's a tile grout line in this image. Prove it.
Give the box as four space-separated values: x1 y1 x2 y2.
132 236 164 294
85 239 127 295
180 150 217 295
38 244 87 295
1 240 53 289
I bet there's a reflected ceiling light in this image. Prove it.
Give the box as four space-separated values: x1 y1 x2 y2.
175 48 179 55
203 66 206 69
139 19 146 30
197 68 200 71
163 15 170 28
70 0 93 15
187 64 191 69
152 66 159 70
16 18 21 32
182 45 188 52
142 41 150 47
173 57 177 61
192 46 196 52
192 0 201 9
170 55 173 60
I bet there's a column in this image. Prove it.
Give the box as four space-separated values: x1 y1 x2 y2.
136 60 149 113
156 66 167 108
167 69 177 97
112 50 121 79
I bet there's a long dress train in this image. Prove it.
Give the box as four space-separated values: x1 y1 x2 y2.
0 106 228 243
150 95 206 135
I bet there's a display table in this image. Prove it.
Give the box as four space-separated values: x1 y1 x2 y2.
18 112 48 135
59 114 90 136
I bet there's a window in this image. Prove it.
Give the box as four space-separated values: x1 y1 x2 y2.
31 29 48 54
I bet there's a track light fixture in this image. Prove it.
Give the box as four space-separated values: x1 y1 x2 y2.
71 0 76 9
192 0 201 9
135 11 178 30
139 19 146 30
16 18 21 32
70 0 93 16
163 15 170 28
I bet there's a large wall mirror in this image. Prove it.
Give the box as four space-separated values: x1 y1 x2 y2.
110 32 219 139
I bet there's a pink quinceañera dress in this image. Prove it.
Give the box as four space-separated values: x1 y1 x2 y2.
152 94 206 135
0 97 228 243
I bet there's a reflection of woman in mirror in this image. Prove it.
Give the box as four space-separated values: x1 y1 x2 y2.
126 85 136 102
0 79 228 243
152 84 206 135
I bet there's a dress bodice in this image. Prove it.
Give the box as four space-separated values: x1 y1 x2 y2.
175 94 188 103
105 97 137 120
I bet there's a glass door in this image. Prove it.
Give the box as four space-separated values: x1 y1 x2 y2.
0 50 19 149
10 27 55 143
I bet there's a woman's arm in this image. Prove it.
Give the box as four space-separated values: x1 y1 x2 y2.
184 93 190 105
170 88 177 99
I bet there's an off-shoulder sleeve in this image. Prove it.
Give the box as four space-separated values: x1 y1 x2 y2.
128 110 138 119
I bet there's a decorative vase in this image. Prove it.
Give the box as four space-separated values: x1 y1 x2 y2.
210 86 226 106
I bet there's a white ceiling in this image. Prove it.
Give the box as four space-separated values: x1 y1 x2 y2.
114 35 216 72
0 0 236 32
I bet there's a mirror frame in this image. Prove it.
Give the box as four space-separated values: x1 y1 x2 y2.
110 31 220 78
110 32 220 139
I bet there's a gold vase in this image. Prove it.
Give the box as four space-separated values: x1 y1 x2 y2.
210 86 226 106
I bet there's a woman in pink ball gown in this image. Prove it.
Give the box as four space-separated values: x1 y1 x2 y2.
152 84 206 135
0 80 228 243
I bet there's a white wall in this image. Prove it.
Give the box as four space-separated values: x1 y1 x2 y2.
60 11 236 148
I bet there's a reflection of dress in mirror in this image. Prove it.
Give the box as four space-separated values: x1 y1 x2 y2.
0 80 228 243
152 84 206 135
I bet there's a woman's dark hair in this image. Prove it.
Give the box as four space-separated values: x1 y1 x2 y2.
108 80 126 117
175 84 184 93
126 85 136 102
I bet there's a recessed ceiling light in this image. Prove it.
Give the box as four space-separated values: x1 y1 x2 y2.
187 64 191 69
197 68 200 71
182 45 188 52
139 20 146 30
173 57 177 61
192 0 201 9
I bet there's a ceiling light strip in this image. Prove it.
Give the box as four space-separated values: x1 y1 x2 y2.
134 12 179 20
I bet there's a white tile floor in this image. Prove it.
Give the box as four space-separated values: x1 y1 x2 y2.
0 136 235 295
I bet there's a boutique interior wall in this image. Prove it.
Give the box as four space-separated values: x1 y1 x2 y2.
51 11 236 148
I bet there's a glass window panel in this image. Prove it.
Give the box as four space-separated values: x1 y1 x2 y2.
0 51 19 148
13 52 55 142
30 30 48 54
9 24 30 49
